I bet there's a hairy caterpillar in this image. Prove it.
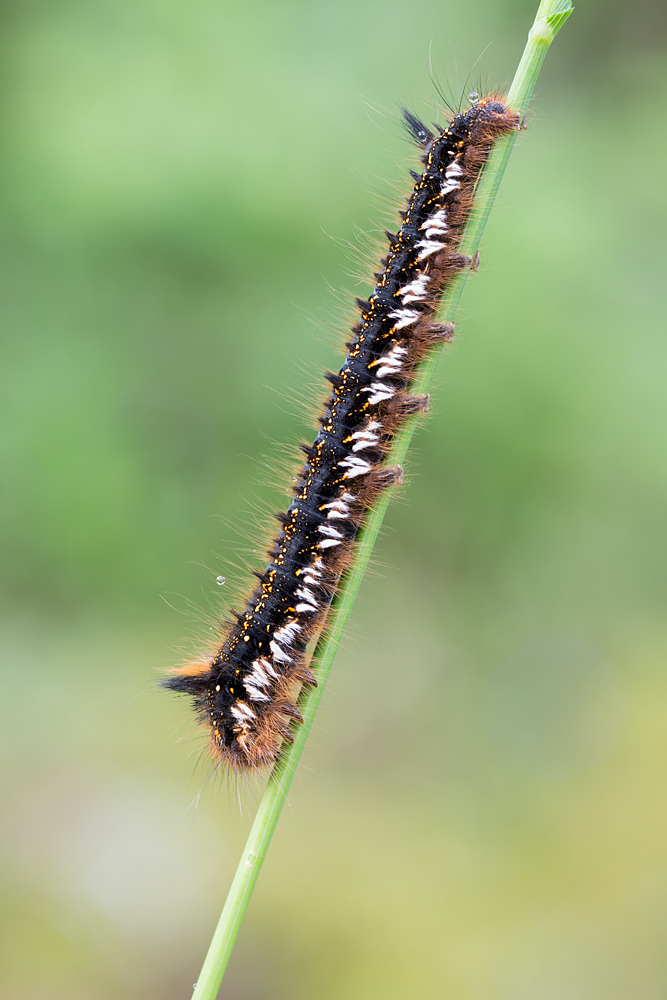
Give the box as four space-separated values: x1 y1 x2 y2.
165 94 519 770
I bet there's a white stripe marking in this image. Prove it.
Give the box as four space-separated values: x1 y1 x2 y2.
269 640 292 663
360 383 395 405
388 308 420 329
231 702 256 722
400 273 430 304
417 239 444 260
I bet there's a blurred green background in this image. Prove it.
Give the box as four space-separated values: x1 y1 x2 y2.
2 0 667 997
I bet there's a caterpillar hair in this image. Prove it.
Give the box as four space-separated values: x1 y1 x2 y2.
164 93 519 771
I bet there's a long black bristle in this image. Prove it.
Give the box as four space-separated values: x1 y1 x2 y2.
401 108 435 146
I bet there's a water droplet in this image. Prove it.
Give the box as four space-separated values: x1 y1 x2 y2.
216 576 226 586
468 91 480 103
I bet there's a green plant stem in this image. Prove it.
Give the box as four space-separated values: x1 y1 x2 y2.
191 2 572 996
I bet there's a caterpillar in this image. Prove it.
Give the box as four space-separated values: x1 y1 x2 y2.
165 93 519 771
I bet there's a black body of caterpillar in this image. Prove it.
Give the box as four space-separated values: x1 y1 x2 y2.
165 95 519 770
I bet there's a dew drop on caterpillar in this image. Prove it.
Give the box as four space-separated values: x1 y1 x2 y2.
164 93 519 772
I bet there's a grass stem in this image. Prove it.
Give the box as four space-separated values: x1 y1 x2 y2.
190 2 572 995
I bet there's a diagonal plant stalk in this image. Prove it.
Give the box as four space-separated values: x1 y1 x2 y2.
190 2 572 996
